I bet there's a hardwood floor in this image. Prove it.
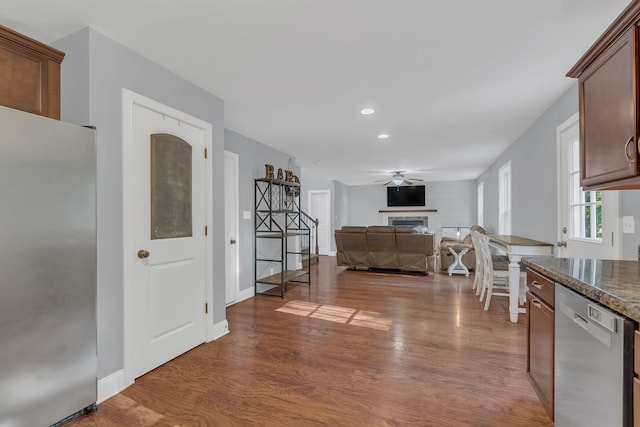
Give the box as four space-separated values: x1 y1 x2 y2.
68 256 552 426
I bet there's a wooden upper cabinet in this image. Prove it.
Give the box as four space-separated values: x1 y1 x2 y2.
567 1 640 190
579 26 638 188
0 25 64 120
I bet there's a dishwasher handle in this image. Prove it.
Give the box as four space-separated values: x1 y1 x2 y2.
573 312 589 330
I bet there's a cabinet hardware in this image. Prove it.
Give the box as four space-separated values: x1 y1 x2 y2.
532 299 542 309
531 281 543 290
625 136 635 163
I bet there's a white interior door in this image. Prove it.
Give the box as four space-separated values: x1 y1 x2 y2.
557 113 621 259
128 95 208 379
308 190 331 255
224 151 239 305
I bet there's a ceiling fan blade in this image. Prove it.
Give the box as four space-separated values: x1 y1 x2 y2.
405 177 424 184
379 180 392 186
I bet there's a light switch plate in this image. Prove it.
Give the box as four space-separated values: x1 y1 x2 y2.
243 210 251 220
623 216 635 233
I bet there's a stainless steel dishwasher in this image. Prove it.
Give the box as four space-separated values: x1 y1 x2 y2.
555 284 634 427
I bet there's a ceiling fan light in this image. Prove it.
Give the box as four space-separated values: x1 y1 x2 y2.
391 175 404 186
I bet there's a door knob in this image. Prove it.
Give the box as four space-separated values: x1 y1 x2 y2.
137 249 150 259
230 239 236 244
557 241 567 248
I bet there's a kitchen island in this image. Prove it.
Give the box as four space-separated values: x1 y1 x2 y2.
522 257 639 427
522 257 640 323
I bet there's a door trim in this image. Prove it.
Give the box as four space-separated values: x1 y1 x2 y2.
122 89 214 387
224 150 240 305
556 112 578 256
556 112 621 259
308 189 331 256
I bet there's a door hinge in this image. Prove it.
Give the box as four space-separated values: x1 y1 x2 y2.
204 148 208 159
205 225 208 236
205 303 208 314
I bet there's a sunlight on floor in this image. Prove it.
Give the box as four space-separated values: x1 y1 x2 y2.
276 300 392 331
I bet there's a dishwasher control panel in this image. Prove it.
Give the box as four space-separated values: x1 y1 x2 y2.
588 304 618 332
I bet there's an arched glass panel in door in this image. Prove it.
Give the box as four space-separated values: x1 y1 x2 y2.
150 133 192 239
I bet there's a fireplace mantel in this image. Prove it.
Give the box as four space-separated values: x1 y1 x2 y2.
380 209 438 228
378 209 437 213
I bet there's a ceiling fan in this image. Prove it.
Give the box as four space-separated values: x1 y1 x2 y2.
375 171 424 186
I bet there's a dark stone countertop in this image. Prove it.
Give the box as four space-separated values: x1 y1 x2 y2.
521 257 640 323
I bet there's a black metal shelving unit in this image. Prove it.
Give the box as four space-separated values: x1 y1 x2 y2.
254 178 311 298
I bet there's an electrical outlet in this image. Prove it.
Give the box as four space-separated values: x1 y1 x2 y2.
243 210 251 220
623 216 635 233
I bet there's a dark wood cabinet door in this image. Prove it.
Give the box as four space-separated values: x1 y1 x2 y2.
579 25 639 188
526 291 554 419
0 25 64 120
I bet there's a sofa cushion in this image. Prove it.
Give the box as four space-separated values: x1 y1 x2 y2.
397 232 433 272
367 227 398 269
367 225 396 233
341 226 367 233
335 227 368 267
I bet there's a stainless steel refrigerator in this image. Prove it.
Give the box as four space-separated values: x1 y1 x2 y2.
0 105 97 426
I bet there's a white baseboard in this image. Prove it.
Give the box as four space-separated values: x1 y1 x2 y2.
237 287 254 302
208 319 229 342
327 251 336 256
97 369 126 404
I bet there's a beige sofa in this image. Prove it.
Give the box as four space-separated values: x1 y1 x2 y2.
335 226 434 274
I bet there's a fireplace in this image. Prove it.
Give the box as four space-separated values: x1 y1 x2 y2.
389 217 428 227
379 209 438 235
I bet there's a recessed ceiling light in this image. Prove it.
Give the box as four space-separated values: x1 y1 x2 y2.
360 108 375 115
378 134 390 140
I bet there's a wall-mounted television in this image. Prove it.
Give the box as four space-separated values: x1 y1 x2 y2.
387 185 425 207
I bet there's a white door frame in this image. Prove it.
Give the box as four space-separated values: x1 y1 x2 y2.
224 150 239 305
308 190 332 256
122 89 214 387
556 112 621 259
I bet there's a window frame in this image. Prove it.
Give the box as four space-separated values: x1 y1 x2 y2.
477 181 484 227
498 161 512 235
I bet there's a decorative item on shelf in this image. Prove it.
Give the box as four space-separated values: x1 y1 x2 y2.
264 164 274 179
277 168 283 180
284 158 300 197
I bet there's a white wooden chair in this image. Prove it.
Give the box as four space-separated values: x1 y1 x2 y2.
470 230 484 295
473 231 525 311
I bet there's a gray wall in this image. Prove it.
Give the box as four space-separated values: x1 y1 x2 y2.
478 85 577 243
53 28 226 379
224 129 297 293
347 180 477 229
478 83 640 260
300 168 337 252
334 181 349 232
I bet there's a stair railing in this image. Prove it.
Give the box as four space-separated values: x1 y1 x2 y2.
300 209 319 260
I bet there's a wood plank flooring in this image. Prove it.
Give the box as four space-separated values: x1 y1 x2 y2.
68 256 553 426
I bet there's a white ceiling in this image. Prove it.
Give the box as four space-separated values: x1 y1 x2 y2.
0 0 631 185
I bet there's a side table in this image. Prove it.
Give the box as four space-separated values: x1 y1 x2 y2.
447 247 469 276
